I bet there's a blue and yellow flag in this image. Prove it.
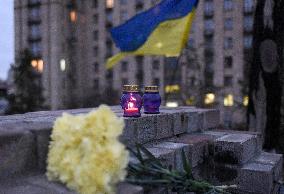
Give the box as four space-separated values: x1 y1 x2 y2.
106 0 199 69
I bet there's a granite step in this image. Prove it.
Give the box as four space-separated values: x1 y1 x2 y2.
213 133 261 165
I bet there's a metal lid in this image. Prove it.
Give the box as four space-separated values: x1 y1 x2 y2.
145 86 159 92
123 85 140 92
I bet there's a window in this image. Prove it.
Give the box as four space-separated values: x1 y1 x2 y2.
70 11 77 22
106 40 113 57
244 0 254 13
244 16 254 31
92 0 98 8
136 0 144 12
153 78 160 86
93 14 98 24
204 36 213 49
29 7 40 20
31 59 44 72
121 61 128 72
106 11 113 22
93 46 98 57
30 42 42 56
136 56 144 66
60 59 66 71
224 18 233 31
244 35 253 49
188 38 195 48
93 30 98 41
224 56 233 68
204 19 214 34
120 10 128 22
29 25 41 39
94 79 99 88
190 77 196 86
93 62 99 72
224 76 233 86
204 0 214 16
204 93 215 105
224 94 234 106
152 59 160 70
224 0 233 11
106 0 114 9
224 37 233 49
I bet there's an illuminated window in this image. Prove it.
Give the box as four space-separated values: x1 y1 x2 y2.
37 60 44 72
166 102 179 108
186 96 195 106
60 59 66 71
243 96 249 106
224 94 234 107
106 0 114 8
31 59 44 72
204 93 215 105
31 60 37 68
165 85 180 93
70 11 77 22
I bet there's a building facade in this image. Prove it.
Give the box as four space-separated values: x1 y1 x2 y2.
14 0 254 127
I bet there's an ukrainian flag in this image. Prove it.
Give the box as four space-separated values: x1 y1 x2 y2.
106 0 199 69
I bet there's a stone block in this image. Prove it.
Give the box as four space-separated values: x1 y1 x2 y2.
169 134 211 168
117 183 144 194
238 162 274 194
186 112 201 133
30 128 51 172
253 152 283 181
152 142 190 170
172 112 186 135
214 134 258 165
136 116 157 144
156 113 174 140
0 130 37 179
145 147 175 168
121 118 138 146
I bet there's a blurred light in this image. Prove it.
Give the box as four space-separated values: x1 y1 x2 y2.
224 94 234 107
31 59 44 72
31 60 37 68
37 60 44 72
70 11 77 22
165 85 180 93
106 0 114 8
60 59 66 71
204 93 215 105
186 96 195 106
166 101 179 108
243 95 249 106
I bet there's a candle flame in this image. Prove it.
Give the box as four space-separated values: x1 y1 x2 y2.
128 102 134 109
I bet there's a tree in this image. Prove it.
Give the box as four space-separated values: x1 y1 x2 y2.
248 0 284 152
7 50 45 114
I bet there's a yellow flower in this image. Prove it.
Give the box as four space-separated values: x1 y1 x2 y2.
47 105 129 194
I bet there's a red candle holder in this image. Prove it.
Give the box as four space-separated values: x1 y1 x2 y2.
120 85 142 117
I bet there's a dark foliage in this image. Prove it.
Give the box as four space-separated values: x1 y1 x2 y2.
6 50 45 114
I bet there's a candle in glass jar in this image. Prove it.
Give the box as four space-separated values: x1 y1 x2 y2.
120 85 142 117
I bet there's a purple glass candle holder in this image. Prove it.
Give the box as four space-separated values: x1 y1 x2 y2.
120 85 142 117
143 86 161 114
